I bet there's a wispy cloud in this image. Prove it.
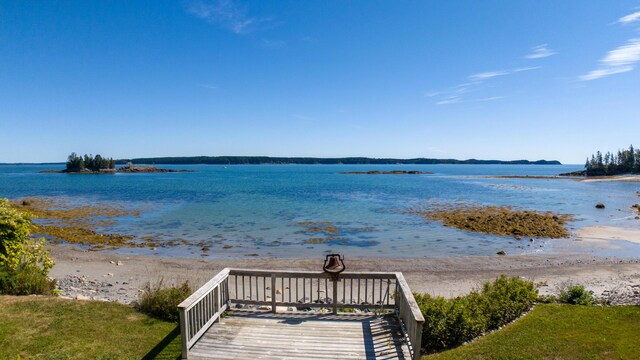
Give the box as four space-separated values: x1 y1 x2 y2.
469 66 539 81
187 0 271 34
469 70 510 81
525 44 556 59
435 97 461 105
475 96 505 102
429 66 538 105
470 67 538 82
513 66 541 72
618 11 640 24
580 38 640 80
581 10 640 81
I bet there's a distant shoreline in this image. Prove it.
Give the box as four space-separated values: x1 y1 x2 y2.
1 157 563 166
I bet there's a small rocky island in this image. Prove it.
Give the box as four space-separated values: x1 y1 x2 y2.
41 153 195 174
117 164 193 173
339 170 433 175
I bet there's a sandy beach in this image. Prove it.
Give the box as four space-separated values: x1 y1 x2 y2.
575 225 640 244
49 232 640 306
579 175 640 182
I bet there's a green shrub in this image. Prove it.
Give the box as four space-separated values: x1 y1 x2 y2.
416 292 487 352
416 275 538 353
558 284 595 305
0 263 57 295
0 198 54 274
0 198 55 296
135 280 192 322
481 275 538 329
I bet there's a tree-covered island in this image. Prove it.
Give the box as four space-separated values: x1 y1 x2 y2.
65 153 116 173
44 153 194 174
584 145 639 176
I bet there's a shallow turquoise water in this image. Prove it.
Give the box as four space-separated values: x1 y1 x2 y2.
1 164 639 259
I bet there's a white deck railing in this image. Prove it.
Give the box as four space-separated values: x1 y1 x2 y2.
178 268 425 360
177 268 230 356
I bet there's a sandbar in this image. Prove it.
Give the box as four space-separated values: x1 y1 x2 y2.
574 225 640 244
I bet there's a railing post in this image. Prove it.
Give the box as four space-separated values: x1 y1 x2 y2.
178 306 189 359
332 279 338 314
271 274 277 313
413 319 424 360
224 278 230 306
214 285 220 323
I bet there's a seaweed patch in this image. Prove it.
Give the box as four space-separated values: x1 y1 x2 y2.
408 205 572 239
12 197 161 250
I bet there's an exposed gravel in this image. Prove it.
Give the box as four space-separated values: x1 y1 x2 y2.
49 245 640 305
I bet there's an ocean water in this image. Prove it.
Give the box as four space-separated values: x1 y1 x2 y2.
1 164 639 259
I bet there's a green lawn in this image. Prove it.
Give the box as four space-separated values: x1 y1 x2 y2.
424 304 640 360
0 296 181 359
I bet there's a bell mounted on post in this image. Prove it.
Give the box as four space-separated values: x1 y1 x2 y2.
323 254 345 282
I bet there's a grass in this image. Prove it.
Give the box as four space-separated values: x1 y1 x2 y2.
424 304 640 360
0 295 181 359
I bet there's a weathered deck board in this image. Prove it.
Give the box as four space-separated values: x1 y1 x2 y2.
188 311 410 359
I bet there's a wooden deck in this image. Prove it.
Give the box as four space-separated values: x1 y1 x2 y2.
179 268 424 360
189 311 411 359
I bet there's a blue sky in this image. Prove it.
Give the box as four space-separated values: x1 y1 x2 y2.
1 1 639 164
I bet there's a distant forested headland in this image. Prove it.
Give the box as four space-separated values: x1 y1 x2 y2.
584 145 639 176
114 156 561 165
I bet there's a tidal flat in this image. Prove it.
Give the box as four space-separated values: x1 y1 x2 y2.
3 164 640 260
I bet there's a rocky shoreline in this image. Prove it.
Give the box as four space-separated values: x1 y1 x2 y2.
117 165 195 173
48 245 640 306
487 174 640 182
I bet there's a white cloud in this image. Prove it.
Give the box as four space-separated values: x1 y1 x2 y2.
476 96 505 102
469 70 509 81
580 66 633 81
602 38 640 66
513 66 541 72
618 11 640 24
525 44 556 59
435 95 504 105
436 96 461 105
580 38 640 80
469 66 538 82
187 0 270 34
431 66 539 105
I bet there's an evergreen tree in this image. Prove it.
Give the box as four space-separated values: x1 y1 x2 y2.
65 153 115 172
